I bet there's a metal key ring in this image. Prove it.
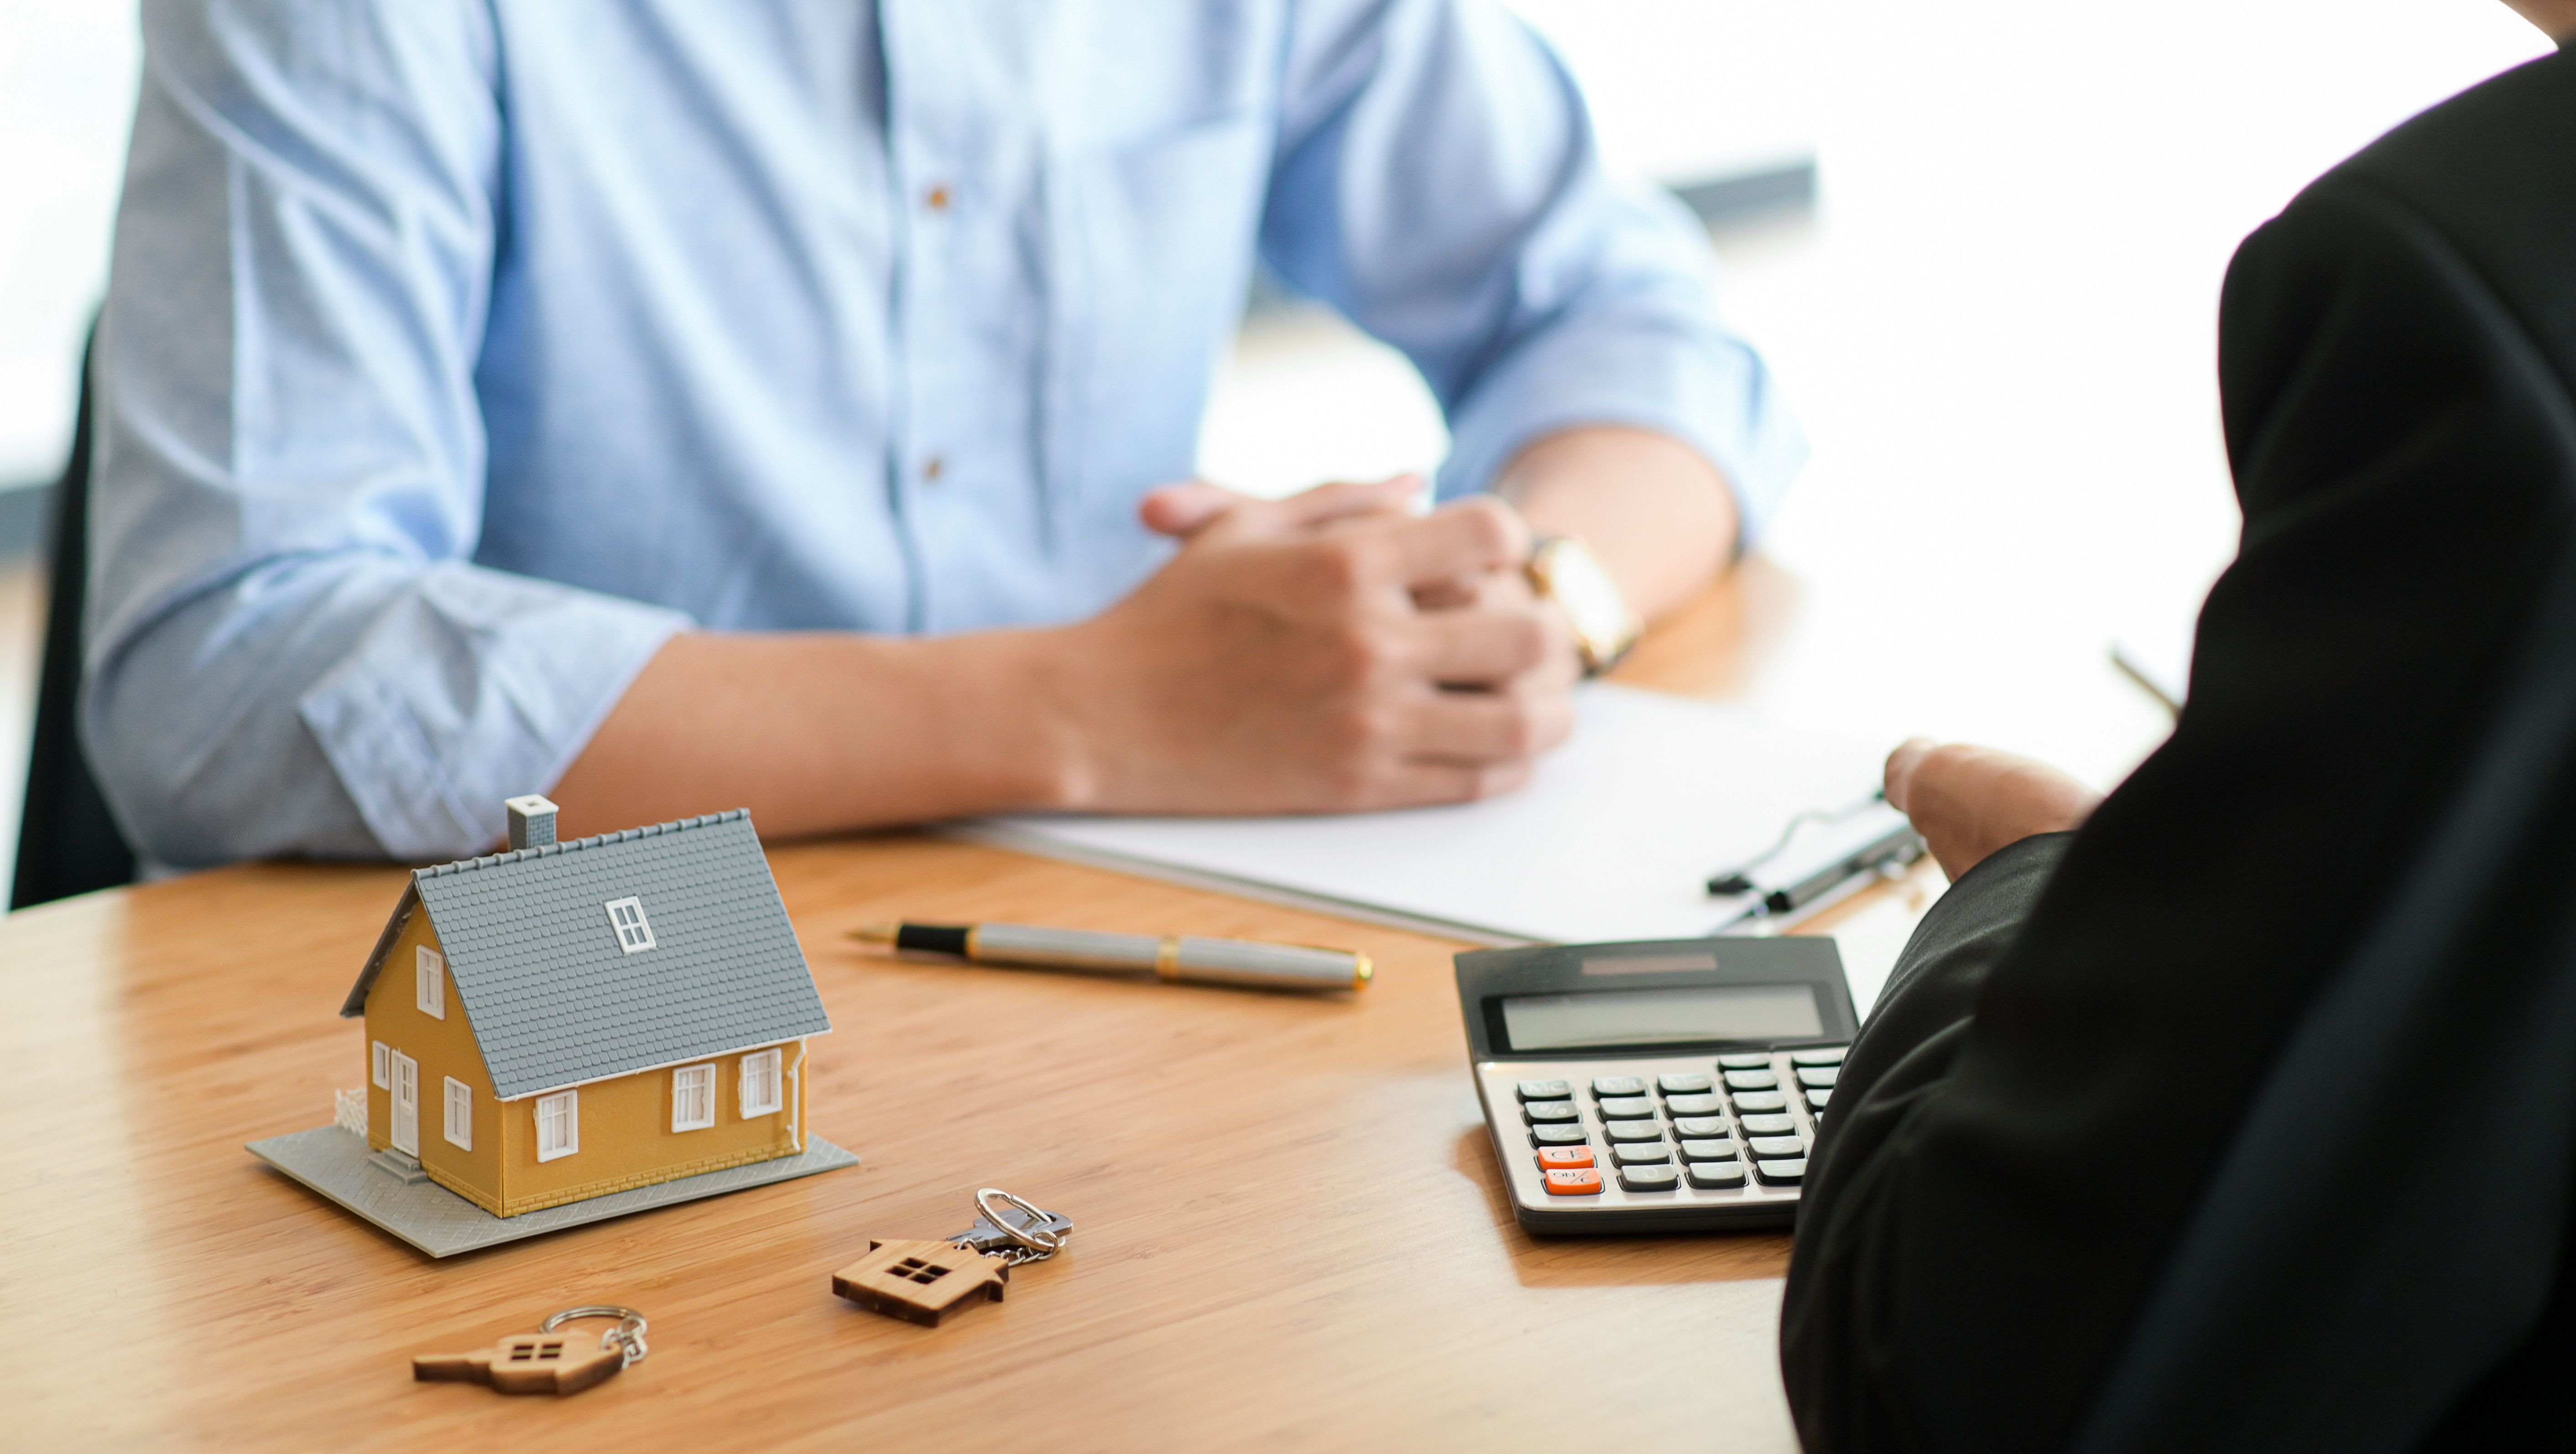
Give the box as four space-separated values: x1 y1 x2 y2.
539 1305 650 1367
974 1188 1066 1255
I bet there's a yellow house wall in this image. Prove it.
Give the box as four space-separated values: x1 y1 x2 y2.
362 910 505 1211
495 1040 809 1216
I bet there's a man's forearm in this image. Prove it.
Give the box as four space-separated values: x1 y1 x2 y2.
548 628 1072 842
549 479 1578 841
1491 425 1742 621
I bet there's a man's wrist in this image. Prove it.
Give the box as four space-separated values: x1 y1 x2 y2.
1524 533 1641 675
908 626 1095 813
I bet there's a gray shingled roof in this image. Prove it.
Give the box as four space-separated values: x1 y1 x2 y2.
340 811 830 1100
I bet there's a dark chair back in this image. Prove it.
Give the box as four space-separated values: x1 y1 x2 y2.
11 329 136 909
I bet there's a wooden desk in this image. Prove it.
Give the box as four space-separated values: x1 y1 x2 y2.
0 577 1932 1451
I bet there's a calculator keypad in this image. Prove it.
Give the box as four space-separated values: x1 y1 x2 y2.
1486 1043 1850 1219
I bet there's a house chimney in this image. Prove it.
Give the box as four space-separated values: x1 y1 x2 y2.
505 795 559 851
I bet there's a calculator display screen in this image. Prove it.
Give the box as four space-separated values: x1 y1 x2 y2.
1498 984 1823 1051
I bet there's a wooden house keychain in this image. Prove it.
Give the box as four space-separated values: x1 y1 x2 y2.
832 1188 1073 1327
413 1305 648 1395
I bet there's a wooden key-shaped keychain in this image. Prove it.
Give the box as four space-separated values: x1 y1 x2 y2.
413 1305 648 1395
832 1187 1073 1327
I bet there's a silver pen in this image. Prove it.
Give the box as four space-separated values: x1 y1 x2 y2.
853 920 1371 993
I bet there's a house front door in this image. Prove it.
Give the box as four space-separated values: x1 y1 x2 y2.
390 1050 419 1156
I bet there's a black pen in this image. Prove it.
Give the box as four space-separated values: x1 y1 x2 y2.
1711 820 1927 921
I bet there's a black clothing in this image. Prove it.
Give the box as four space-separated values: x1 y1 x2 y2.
1781 51 2576 1454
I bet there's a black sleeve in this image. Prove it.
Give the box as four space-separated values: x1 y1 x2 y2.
1776 58 2576 1453
1778 834 2070 1451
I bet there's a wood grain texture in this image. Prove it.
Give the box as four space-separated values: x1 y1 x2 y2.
0 578 1923 1452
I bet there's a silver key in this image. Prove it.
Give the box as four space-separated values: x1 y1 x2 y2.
948 1188 1074 1265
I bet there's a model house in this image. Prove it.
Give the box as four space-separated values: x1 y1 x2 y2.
339 796 831 1217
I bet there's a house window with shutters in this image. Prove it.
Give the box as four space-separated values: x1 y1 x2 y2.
536 1089 579 1161
739 1048 783 1118
603 896 656 953
416 946 445 1018
443 1077 473 1150
672 1064 716 1132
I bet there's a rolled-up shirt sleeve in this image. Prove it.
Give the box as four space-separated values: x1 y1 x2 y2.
1262 0 1804 537
83 0 687 868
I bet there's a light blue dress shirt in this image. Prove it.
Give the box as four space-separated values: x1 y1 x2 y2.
86 0 1803 868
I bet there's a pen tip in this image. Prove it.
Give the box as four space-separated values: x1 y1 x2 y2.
852 922 898 946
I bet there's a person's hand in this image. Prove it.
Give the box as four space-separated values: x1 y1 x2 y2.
1039 475 1578 813
1883 738 2104 880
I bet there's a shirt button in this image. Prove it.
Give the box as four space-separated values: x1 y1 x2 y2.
924 184 952 212
921 456 945 484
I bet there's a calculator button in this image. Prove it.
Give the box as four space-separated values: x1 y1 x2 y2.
1663 1093 1726 1117
1790 1047 1848 1067
1537 1145 1595 1170
1545 1168 1606 1195
1805 1089 1833 1110
1723 1069 1780 1091
1612 1141 1672 1165
1617 1164 1681 1192
1678 1139 1740 1162
1591 1076 1647 1097
1517 1079 1574 1101
1796 1066 1841 1089
1716 1053 1773 1069
1524 1101 1581 1124
1687 1160 1748 1189
1531 1123 1592 1146
1753 1157 1807 1185
1604 1119 1667 1142
1738 1112 1799 1136
1596 1096 1657 1120
1670 1116 1730 1139
1657 1073 1713 1095
1730 1090 1789 1113
1749 1135 1808 1158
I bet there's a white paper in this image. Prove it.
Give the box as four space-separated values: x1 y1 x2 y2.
959 685 1893 949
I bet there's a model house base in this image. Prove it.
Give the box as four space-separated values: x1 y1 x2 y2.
250 1125 859 1258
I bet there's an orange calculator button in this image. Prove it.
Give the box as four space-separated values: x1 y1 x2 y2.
1543 1168 1605 1195
1537 1146 1595 1171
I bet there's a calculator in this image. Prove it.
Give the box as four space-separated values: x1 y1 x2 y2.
1455 936 1856 1233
